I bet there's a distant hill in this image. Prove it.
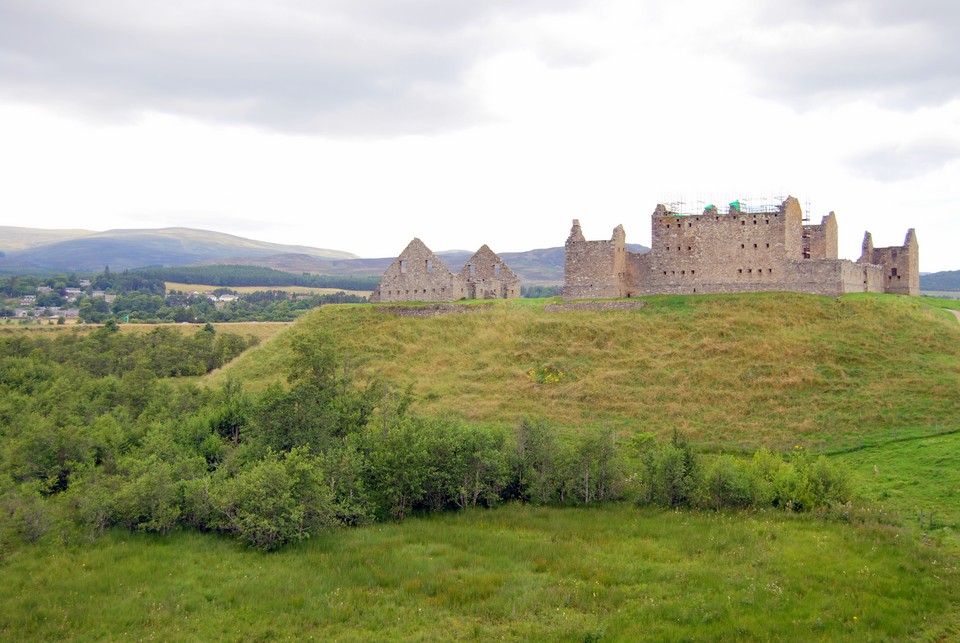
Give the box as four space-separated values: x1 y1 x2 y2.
0 227 357 272
0 226 97 252
0 225 653 284
208 244 651 285
920 270 960 292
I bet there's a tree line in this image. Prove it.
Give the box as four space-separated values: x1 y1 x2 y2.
0 326 852 552
138 265 380 291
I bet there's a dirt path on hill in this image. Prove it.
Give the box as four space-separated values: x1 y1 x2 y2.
948 309 960 325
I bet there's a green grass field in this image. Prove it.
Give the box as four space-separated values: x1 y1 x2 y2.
1 504 956 640
837 431 960 546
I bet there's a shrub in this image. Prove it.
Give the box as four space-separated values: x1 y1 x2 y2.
214 448 335 550
695 455 753 510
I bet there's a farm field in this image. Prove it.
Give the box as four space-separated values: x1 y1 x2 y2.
165 282 372 297
0 320 291 343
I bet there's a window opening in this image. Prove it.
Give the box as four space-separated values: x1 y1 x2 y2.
400 259 407 273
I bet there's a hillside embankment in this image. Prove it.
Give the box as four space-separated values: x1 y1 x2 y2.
209 292 960 452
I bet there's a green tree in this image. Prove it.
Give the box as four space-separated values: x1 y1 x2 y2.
214 448 335 550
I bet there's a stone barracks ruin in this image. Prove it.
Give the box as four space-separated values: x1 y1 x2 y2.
564 196 918 298
369 239 521 303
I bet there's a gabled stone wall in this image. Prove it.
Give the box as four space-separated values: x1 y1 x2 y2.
369 238 465 303
459 244 521 299
370 240 520 303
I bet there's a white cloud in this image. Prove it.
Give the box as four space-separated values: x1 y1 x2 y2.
0 0 957 271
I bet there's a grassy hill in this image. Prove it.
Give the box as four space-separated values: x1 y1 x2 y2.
0 227 357 271
922 269 960 292
209 292 960 451
0 226 97 253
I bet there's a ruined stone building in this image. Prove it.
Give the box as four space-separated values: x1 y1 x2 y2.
459 244 522 300
369 239 520 303
564 196 919 298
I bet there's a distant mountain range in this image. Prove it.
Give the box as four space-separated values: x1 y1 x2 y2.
202 244 647 285
919 270 960 292
2 226 956 289
0 225 647 284
0 227 357 272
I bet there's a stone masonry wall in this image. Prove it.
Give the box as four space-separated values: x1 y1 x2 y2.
563 220 627 298
563 196 917 299
860 229 919 296
369 238 466 303
634 199 803 295
459 244 522 299
803 212 838 260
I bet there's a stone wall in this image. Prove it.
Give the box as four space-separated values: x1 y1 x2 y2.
459 244 521 299
563 220 627 298
636 200 801 295
859 229 919 296
563 196 919 299
803 212 838 260
369 238 466 303
370 240 521 303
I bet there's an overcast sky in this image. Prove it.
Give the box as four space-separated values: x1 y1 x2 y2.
0 0 956 270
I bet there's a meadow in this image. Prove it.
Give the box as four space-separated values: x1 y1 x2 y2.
2 292 958 639
1 503 957 640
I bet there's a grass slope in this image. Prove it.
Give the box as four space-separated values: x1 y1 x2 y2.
210 292 960 451
839 431 960 537
1 506 956 640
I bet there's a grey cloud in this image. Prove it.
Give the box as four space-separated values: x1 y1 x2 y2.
0 0 587 136
846 138 960 181
730 0 960 111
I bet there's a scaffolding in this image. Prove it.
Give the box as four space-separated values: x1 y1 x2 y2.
659 194 790 217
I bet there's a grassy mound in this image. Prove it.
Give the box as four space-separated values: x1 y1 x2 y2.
209 293 960 451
